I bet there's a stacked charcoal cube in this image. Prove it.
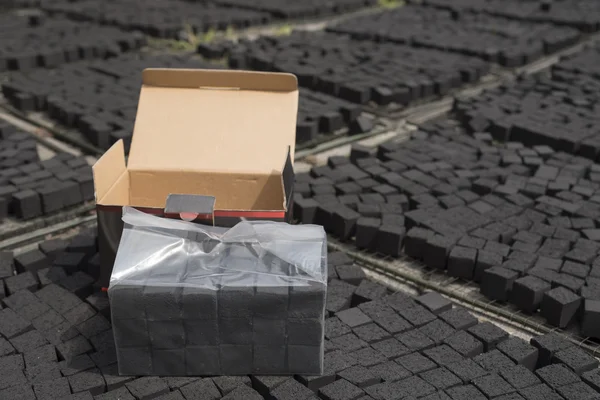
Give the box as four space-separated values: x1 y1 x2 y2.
109 225 327 376
0 122 93 222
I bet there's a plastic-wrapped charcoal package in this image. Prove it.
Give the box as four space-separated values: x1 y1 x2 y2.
109 206 327 376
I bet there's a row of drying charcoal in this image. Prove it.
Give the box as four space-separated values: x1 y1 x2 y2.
0 122 93 221
200 31 490 107
327 5 582 68
41 0 270 39
1 54 215 152
294 118 600 339
3 226 600 399
216 0 376 19
1 52 368 150
454 42 600 161
0 12 145 73
413 0 600 33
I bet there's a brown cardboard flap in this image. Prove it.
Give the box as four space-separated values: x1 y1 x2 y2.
142 69 297 91
93 140 127 204
129 170 285 210
128 69 298 174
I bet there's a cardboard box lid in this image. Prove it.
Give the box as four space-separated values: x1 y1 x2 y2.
94 69 298 211
128 68 298 174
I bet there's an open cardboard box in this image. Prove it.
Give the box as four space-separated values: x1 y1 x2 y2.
93 69 298 288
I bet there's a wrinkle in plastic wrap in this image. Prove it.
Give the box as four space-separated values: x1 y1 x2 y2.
109 206 328 376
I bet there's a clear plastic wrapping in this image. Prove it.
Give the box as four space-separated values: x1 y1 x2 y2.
109 206 327 376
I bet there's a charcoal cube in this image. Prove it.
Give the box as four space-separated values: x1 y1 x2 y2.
582 369 600 392
552 347 599 375
126 377 169 400
415 292 452 315
332 206 361 240
109 284 145 320
63 302 95 325
294 197 319 224
0 308 31 338
419 367 461 390
354 218 380 251
353 280 387 306
371 338 410 359
271 378 315 400
481 267 518 302
472 373 516 398
446 358 488 382
446 385 487 400
499 365 541 390
540 287 581 328
419 320 456 344
113 318 150 348
221 385 263 400
143 285 182 321
443 331 483 358
5 271 38 294
396 352 437 374
396 304 436 327
184 319 218 346
438 308 477 331
423 235 454 270
33 377 71 399
497 337 539 371
556 382 598 400
289 282 326 319
468 322 509 352
220 344 253 375
218 318 253 345
536 364 580 389
511 276 551 314
152 348 185 376
0 252 13 279
531 333 574 368
376 225 405 257
181 286 217 320
179 379 220 400
319 379 364 400
422 345 464 367
368 360 411 382
338 365 380 388
57 336 92 361
14 250 47 273
447 246 477 279
336 265 366 285
288 318 323 345
287 344 322 374
68 368 106 396
581 299 600 339
9 329 47 353
353 323 391 344
185 346 220 375
13 190 41 219
336 308 371 328
474 250 503 282
390 375 436 398
404 228 435 260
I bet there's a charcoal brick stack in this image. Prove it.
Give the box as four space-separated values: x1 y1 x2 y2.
109 221 327 376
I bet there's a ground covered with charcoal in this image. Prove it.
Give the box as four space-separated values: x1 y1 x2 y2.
296 117 600 339
1 228 600 399
454 42 600 159
0 121 93 222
